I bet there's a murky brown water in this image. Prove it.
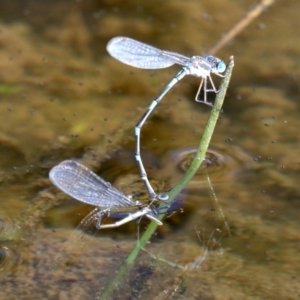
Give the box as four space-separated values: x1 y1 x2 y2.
0 0 300 299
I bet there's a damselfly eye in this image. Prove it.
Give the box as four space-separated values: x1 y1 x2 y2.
158 193 169 201
217 61 226 73
205 55 213 63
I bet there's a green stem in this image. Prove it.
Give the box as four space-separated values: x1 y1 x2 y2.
99 56 234 299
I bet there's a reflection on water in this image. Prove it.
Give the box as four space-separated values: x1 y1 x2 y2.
0 0 300 299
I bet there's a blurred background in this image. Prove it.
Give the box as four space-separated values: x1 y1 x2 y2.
0 0 299 299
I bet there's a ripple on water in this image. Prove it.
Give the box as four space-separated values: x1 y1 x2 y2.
0 214 22 272
166 145 253 189
0 245 21 272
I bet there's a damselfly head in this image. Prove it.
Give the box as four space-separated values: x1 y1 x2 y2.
205 55 226 74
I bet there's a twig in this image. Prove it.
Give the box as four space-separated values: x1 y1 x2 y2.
209 0 274 55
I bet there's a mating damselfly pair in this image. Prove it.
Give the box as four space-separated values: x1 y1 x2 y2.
49 36 227 229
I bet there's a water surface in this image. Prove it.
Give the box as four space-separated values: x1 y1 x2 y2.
0 0 299 299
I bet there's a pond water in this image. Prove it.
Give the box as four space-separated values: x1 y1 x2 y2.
0 0 299 299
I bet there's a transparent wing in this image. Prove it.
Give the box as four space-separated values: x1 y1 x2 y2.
107 36 190 69
49 160 135 207
51 205 152 268
51 207 101 270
